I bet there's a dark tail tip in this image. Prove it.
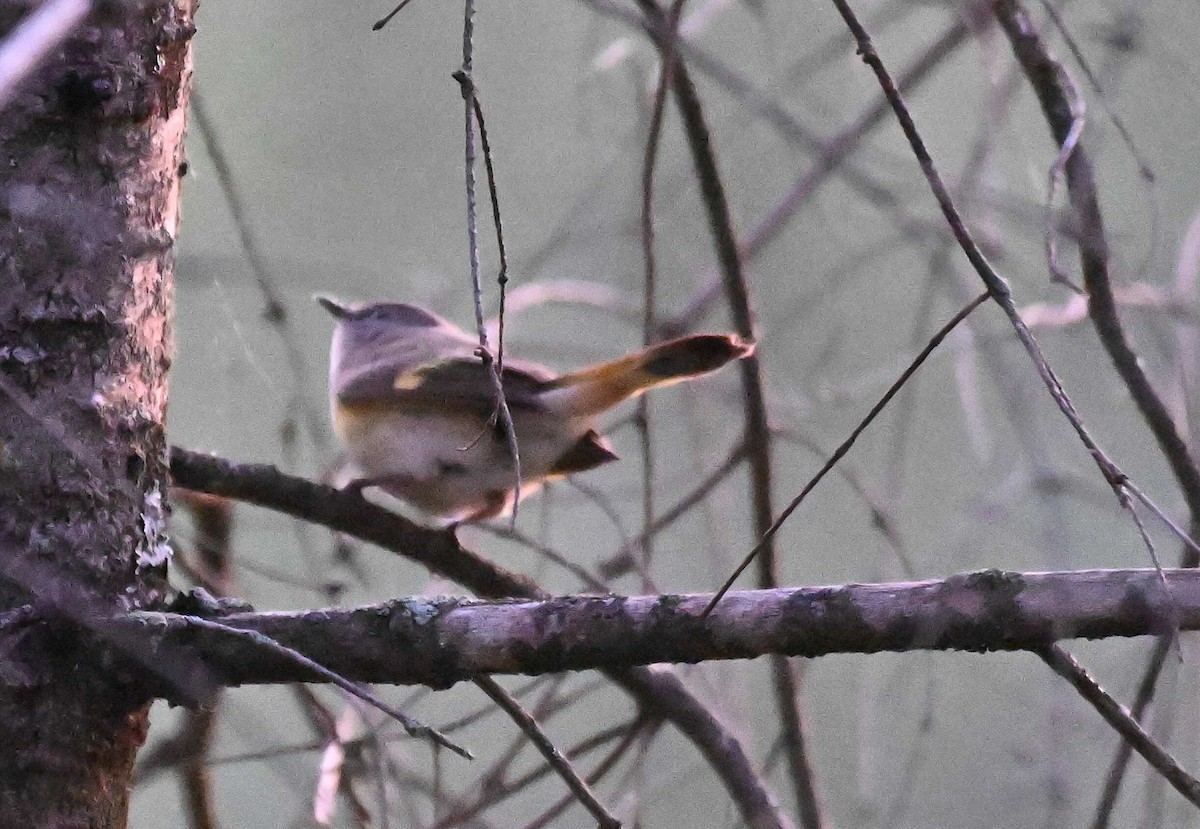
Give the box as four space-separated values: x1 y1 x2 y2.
641 334 755 379
315 294 350 319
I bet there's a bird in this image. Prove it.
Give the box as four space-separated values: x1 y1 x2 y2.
318 296 753 523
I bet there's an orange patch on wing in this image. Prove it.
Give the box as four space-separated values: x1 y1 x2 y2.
332 401 390 443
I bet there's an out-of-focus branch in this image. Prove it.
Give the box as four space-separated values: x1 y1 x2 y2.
993 0 1200 523
627 1 822 821
137 490 234 829
990 5 1200 822
0 0 91 112
432 717 653 829
473 677 620 829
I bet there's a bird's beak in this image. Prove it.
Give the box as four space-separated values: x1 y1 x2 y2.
314 294 350 319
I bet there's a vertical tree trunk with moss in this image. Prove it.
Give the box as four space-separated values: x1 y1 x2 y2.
0 1 194 825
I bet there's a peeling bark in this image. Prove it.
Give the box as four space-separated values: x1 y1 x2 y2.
0 1 194 825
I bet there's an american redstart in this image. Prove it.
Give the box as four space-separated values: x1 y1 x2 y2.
318 296 753 523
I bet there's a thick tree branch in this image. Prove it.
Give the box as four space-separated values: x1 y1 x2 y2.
120 568 1190 687
169 447 794 829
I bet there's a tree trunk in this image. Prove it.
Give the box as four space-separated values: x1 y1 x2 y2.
0 1 194 825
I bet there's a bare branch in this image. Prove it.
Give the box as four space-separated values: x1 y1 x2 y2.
160 613 471 759
993 0 1200 524
168 446 794 829
453 10 522 524
474 677 620 828
432 717 651 829
991 4 1200 819
117 568 1194 686
630 0 822 818
708 292 990 610
1039 644 1200 808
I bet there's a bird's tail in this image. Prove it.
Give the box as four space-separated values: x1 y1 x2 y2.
544 334 754 418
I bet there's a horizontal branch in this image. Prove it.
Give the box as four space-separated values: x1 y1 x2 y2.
170 447 794 829
122 568 1189 688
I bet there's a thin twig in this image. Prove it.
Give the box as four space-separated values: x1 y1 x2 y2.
461 85 510 372
474 676 621 828
454 26 522 526
1037 0 1155 183
372 0 417 31
1122 482 1200 576
432 718 644 829
830 32 1195 811
1038 644 1200 808
879 59 1024 497
990 6 1200 819
583 0 961 274
1042 69 1086 293
443 681 566 827
190 90 326 451
655 13 973 332
190 92 285 325
601 440 746 580
992 0 1200 524
1037 0 1160 289
827 0 1107 469
831 0 1200 607
1091 634 1172 829
476 524 610 592
438 676 554 735
519 718 654 829
1114 487 1176 627
163 613 471 759
705 291 990 615
772 427 914 579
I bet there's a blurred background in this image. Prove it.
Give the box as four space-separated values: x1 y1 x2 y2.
140 0 1200 826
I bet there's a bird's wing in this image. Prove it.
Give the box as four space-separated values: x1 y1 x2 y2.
336 348 555 413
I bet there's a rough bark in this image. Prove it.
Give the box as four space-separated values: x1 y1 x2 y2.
170 448 796 829
122 567 1189 687
0 1 194 826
